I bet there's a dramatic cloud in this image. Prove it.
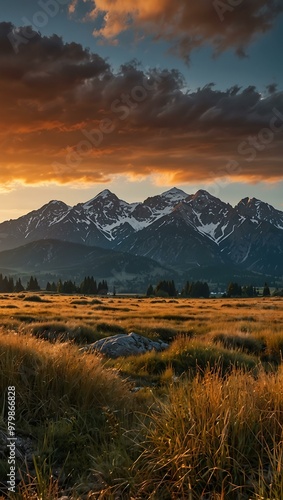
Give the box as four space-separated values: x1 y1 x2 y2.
78 0 283 61
1 22 283 188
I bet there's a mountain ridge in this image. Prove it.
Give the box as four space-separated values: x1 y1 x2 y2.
0 188 282 280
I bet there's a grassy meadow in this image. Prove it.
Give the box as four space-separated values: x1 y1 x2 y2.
0 292 282 499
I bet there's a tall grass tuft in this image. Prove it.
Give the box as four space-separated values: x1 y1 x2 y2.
213 333 266 356
27 321 100 344
111 337 258 383
133 366 283 499
0 331 134 493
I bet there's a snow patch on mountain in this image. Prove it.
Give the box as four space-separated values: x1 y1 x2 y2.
0 188 282 274
160 187 188 202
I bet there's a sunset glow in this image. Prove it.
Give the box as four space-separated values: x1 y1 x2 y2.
0 1 282 220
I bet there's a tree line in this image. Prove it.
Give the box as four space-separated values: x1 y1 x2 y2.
0 274 33 293
146 280 283 299
47 277 108 295
146 280 210 298
225 282 271 298
0 274 108 295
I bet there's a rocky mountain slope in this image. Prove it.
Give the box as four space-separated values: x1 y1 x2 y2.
0 188 282 279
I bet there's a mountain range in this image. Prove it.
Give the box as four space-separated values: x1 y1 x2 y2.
0 188 282 288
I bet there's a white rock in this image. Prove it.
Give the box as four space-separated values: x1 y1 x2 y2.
82 332 169 358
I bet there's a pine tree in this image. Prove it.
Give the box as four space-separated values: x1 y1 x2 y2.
146 284 154 296
182 281 210 298
242 285 254 297
62 280 76 293
155 281 169 297
90 277 97 294
80 277 87 294
80 276 97 294
57 279 63 293
227 282 242 297
181 281 190 296
97 280 108 295
47 281 57 292
263 282 270 297
3 276 9 292
169 280 177 297
0 275 14 292
202 282 210 298
26 276 40 291
8 277 14 292
15 278 24 292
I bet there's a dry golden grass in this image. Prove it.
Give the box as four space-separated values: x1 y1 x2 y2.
134 366 283 499
0 292 281 332
0 293 282 498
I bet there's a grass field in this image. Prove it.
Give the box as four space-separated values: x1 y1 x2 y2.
0 293 282 498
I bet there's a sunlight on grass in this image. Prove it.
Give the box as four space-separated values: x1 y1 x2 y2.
0 294 282 498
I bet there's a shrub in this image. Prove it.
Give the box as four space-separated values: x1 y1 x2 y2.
94 305 119 311
23 295 45 302
15 315 39 323
70 299 90 305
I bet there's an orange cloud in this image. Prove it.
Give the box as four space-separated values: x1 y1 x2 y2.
68 0 79 15
0 23 283 189
82 0 283 60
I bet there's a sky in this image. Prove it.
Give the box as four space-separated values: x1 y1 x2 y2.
0 0 283 221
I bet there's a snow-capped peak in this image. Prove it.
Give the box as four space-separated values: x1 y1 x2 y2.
238 196 270 211
83 189 117 208
236 196 283 230
160 187 188 201
96 189 113 198
192 189 221 202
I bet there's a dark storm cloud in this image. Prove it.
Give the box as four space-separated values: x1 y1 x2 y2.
266 83 278 95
